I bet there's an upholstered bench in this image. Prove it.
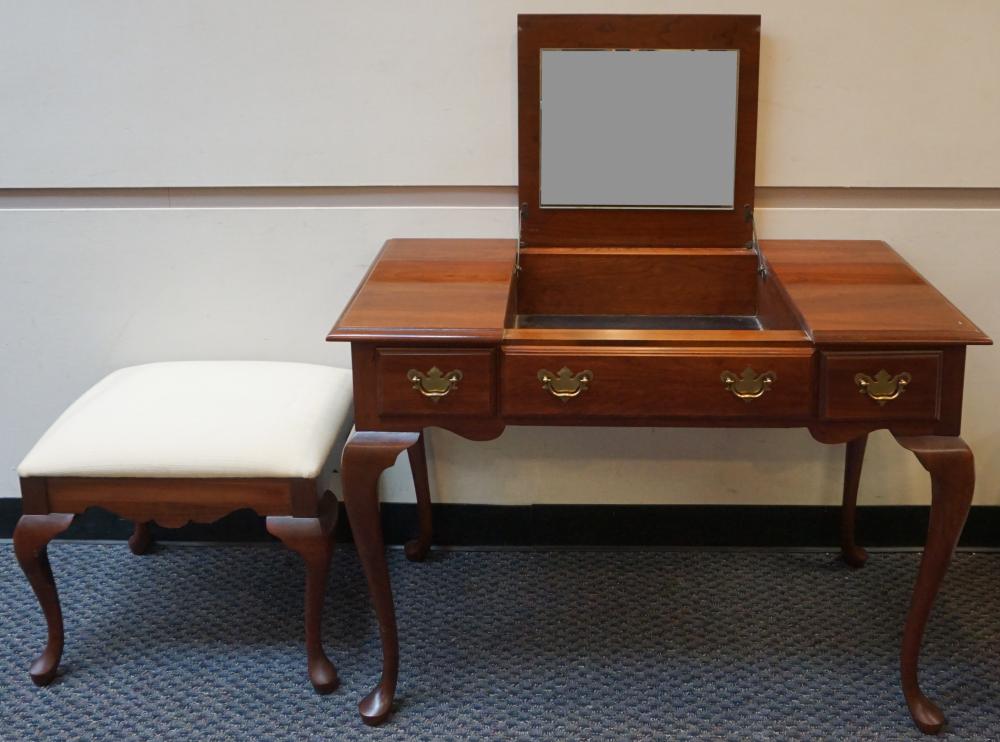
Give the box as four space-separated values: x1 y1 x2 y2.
13 361 373 693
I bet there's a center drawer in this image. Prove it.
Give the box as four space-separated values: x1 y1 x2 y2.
501 348 815 419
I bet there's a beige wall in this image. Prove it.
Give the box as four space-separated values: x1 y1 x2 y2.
1 2 997 507
2 1 999 187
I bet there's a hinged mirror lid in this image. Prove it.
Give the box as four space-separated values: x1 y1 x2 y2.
517 14 760 247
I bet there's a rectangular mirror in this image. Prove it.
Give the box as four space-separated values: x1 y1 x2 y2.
539 49 739 209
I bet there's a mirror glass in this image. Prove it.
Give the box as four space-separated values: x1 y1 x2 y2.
540 49 739 209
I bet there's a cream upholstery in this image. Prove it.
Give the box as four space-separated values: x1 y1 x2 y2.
17 362 354 480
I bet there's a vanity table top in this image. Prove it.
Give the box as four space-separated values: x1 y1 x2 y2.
327 239 990 348
764 242 990 346
329 239 516 344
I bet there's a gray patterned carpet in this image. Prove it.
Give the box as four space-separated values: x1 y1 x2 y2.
2 543 999 741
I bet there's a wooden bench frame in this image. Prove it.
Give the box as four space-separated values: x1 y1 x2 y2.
13 432 433 693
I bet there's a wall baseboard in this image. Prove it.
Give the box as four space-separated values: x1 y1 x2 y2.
2 498 999 548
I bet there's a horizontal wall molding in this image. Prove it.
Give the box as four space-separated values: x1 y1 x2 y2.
0 186 516 210
2 499 999 549
754 187 1000 210
2 186 1000 211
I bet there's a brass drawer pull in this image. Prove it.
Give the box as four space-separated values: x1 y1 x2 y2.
538 367 593 401
855 369 911 406
407 367 463 401
721 367 776 401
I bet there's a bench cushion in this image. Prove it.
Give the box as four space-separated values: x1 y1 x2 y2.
17 362 354 480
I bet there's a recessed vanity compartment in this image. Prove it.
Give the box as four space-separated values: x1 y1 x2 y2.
501 347 814 419
819 351 943 421
376 348 496 417
514 247 760 328
510 246 804 333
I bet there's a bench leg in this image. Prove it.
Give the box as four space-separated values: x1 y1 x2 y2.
267 495 339 694
404 431 433 562
840 434 869 568
13 513 75 685
128 521 153 555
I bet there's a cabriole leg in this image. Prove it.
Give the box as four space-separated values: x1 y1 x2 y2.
266 491 339 694
13 513 75 685
128 521 153 555
893 435 975 734
841 434 869 568
404 431 433 562
342 430 419 725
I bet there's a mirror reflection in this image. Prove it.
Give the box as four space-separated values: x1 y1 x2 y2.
540 49 739 209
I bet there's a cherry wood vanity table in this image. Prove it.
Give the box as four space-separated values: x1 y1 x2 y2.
328 15 990 733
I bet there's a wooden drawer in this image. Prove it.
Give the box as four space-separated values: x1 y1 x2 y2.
376 348 496 416
819 351 942 421
501 348 814 419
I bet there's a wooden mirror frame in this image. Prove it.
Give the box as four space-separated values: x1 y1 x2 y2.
517 14 761 248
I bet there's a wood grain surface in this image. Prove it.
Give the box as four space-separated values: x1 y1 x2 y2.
328 239 516 343
516 247 758 316
762 240 991 345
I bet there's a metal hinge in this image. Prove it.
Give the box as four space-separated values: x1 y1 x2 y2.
744 204 766 279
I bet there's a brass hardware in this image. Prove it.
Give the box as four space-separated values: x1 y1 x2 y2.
538 367 593 401
854 369 911 406
721 367 776 401
407 367 463 401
